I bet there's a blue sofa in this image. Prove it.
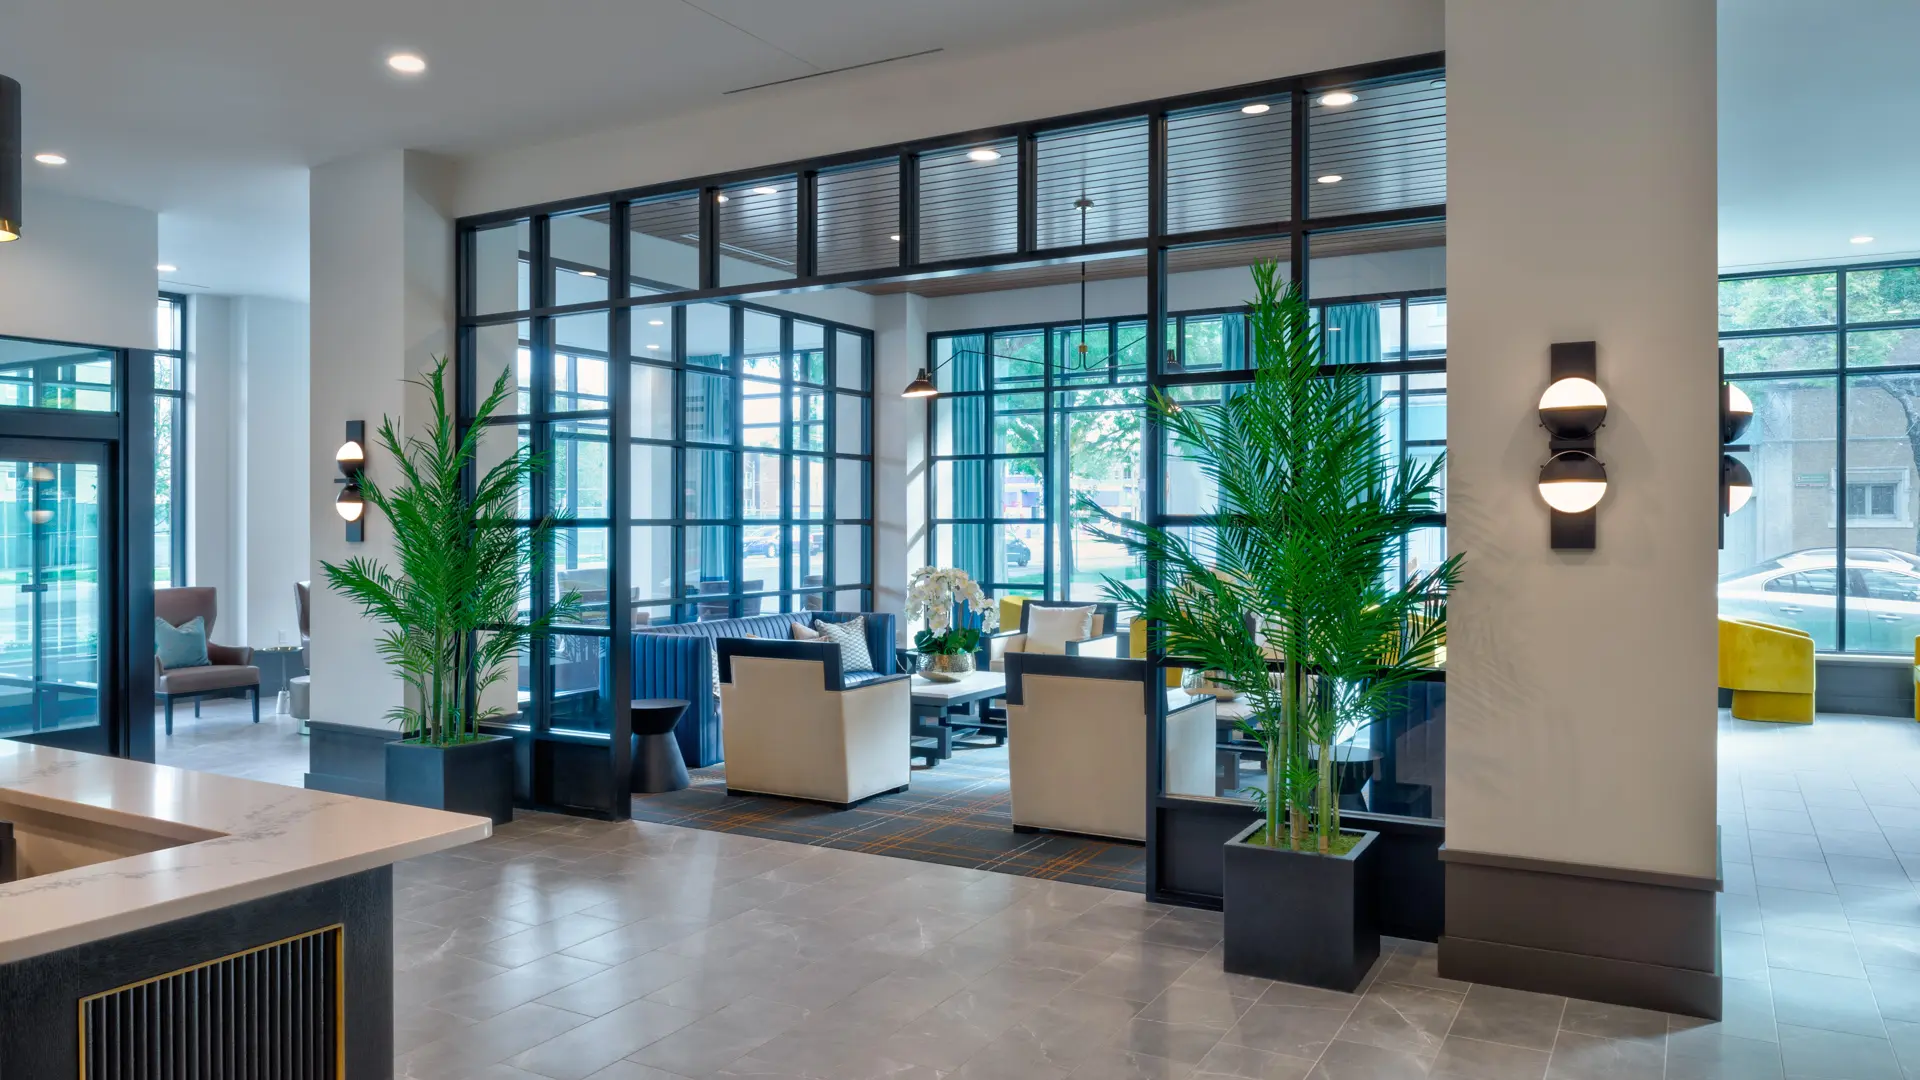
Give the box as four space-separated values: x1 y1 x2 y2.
633 611 897 767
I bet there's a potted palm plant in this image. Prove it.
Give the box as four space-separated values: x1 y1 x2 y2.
323 357 582 825
1088 264 1458 990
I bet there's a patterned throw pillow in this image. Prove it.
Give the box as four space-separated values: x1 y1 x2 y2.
813 617 876 674
155 616 211 669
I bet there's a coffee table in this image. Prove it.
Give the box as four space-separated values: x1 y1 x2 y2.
908 670 1007 767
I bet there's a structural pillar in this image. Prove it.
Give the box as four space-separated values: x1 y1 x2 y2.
1442 0 1721 1016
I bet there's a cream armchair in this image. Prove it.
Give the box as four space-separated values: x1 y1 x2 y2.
984 600 1123 672
1004 653 1218 842
718 638 912 808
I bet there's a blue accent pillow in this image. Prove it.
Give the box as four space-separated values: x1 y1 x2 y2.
155 616 211 669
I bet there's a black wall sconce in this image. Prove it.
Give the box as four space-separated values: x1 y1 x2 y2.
1719 348 1755 548
1536 341 1608 550
334 421 367 543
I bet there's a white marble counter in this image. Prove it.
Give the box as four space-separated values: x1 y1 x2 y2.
0 741 489 964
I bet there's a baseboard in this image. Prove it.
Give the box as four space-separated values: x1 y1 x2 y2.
1439 934 1721 1020
1440 848 1720 1019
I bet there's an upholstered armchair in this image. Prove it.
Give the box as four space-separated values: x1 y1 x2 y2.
717 637 912 807
1004 652 1217 841
294 580 311 671
154 587 262 733
983 600 1123 672
1718 617 1814 724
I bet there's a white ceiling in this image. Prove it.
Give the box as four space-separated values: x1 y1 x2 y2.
4 1 1916 300
0 0 1229 300
1718 0 1920 272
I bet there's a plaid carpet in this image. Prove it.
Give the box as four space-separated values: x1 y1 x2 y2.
629 740 1146 892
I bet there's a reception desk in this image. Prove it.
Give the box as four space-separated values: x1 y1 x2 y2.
0 741 489 1078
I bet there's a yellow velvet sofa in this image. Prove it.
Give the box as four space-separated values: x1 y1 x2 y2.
1718 617 1815 724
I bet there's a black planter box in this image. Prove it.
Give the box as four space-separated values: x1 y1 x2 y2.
385 735 515 825
1222 820 1380 991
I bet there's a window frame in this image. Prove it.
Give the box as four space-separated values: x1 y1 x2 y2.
154 293 188 586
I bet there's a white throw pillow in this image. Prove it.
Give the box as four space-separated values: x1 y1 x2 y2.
1025 605 1095 655
790 622 823 641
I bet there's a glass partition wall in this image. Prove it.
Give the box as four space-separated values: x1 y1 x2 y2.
456 53 1448 869
1719 261 1920 654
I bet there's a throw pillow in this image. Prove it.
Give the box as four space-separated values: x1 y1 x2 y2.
1024 605 1094 655
813 617 876 673
155 616 211 669
790 622 823 641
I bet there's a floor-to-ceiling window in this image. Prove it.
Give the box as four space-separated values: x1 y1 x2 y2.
930 291 1446 604
153 294 186 586
1719 261 1920 653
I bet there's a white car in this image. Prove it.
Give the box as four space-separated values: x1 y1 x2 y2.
1719 548 1920 654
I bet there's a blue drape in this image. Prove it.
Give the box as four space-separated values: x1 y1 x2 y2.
1322 303 1382 367
950 335 989 582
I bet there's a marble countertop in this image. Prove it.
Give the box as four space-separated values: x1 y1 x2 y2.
0 741 490 964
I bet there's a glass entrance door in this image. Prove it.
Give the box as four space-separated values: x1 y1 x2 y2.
0 442 107 747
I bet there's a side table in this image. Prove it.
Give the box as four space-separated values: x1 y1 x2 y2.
630 698 691 793
254 646 305 700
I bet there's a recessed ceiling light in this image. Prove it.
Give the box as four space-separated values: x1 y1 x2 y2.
646 344 662 350
387 53 427 75
1240 103 1271 115
1851 235 1875 245
648 319 665 326
33 153 66 166
751 186 779 196
889 234 901 242
1429 79 1446 89
577 269 598 278
1317 174 1343 184
967 148 1002 163
156 264 177 273
716 194 729 204
1317 91 1359 107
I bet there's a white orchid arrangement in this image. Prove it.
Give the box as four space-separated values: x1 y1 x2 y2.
906 567 999 655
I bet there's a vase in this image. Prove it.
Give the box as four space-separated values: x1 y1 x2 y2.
920 650 974 682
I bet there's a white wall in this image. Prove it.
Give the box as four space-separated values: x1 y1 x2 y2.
186 296 312 648
309 149 454 730
873 293 929 632
0 188 156 349
452 0 1443 217
1445 0 1719 879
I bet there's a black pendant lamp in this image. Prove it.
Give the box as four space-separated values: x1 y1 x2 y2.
0 75 18 242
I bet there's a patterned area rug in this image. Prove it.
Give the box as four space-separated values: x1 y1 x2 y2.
629 740 1146 892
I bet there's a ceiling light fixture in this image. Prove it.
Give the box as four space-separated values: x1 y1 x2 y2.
1317 174 1343 184
1 75 21 242
967 148 1002 163
648 319 665 326
157 264 177 274
1317 91 1359 107
716 194 729 204
902 369 938 398
889 234 901 242
33 153 64 166
646 344 661 350
751 186 779 196
387 53 427 75
1851 235 1875 245
1240 103 1271 115
577 269 597 277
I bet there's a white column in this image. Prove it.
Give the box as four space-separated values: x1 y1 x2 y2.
1441 0 1720 1011
872 293 929 635
308 150 453 732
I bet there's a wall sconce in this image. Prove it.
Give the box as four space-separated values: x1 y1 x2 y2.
1720 370 1754 522
1536 341 1607 550
334 420 367 543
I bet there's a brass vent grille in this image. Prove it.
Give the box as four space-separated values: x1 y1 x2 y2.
78 925 343 1079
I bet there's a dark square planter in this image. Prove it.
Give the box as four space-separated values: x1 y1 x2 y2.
385 735 516 825
1222 820 1380 991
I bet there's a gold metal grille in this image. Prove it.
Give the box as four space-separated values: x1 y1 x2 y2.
77 924 344 1079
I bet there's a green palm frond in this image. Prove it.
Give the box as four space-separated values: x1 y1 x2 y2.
320 356 583 745
1082 262 1463 853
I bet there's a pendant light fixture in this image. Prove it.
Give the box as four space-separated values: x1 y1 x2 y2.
0 75 21 242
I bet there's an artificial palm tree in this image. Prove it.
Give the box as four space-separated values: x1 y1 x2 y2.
1088 263 1459 854
323 357 582 745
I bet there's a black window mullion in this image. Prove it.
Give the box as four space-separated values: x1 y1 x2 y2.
1837 267 1850 651
731 304 745 618
527 214 555 732
780 315 794 606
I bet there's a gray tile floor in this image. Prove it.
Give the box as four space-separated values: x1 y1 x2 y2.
153 703 1920 1078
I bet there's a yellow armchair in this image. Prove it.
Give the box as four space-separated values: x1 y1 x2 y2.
999 595 1029 637
1130 618 1189 689
1718 617 1814 724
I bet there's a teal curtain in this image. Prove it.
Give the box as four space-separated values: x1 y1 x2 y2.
690 377 733 586
950 335 989 582
1222 313 1249 371
1322 303 1382 366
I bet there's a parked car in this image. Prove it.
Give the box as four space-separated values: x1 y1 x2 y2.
1719 548 1920 654
743 528 778 557
1005 535 1032 568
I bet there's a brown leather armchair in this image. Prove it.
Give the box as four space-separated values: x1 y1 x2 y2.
155 587 261 734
